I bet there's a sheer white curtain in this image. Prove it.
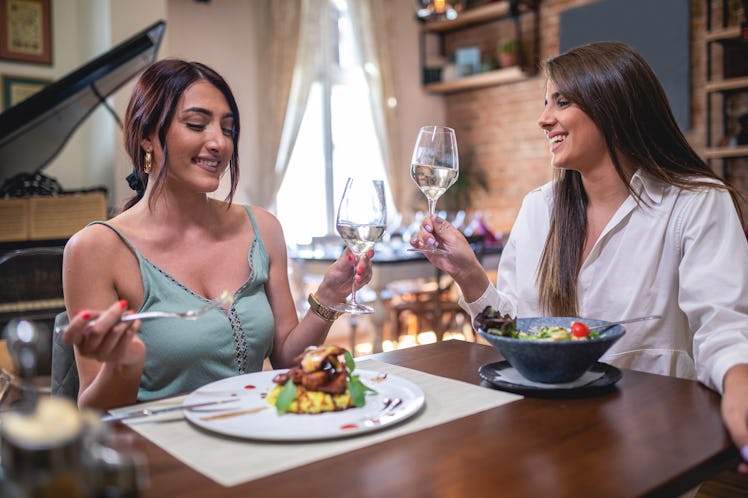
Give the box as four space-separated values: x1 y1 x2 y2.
347 0 403 211
248 0 400 215
247 0 328 209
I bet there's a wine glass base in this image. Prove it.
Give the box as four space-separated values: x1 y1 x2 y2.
407 247 449 255
327 302 374 315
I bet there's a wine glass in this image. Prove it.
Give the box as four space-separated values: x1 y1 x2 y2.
329 178 387 314
409 125 459 254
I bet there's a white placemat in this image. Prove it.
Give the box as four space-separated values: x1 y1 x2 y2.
117 359 522 487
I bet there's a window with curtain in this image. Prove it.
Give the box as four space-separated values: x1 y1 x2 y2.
276 0 395 246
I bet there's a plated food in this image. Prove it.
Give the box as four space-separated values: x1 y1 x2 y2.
473 308 517 337
267 345 374 414
474 307 597 340
474 308 626 384
181 367 425 441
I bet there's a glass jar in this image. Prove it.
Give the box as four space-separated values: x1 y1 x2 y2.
0 397 87 497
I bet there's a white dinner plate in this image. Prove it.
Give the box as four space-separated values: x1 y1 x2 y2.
181 369 425 441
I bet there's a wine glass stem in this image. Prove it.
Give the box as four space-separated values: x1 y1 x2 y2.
427 199 437 216
350 253 360 305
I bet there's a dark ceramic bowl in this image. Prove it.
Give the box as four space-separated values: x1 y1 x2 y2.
477 317 625 383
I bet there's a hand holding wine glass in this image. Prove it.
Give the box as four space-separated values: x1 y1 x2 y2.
409 125 459 254
329 178 387 314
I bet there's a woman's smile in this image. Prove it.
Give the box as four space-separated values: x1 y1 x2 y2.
547 131 566 154
194 156 220 174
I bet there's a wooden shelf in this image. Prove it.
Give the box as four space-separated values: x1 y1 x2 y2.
705 1 748 175
705 76 748 93
424 66 528 94
421 2 515 32
418 1 538 92
704 145 748 159
705 25 743 42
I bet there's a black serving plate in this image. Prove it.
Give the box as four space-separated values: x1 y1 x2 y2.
478 361 622 398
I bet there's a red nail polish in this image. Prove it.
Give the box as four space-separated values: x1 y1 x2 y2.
118 299 127 309
80 311 91 320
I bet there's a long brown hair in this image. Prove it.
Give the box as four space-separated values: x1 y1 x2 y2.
536 41 743 316
122 59 241 210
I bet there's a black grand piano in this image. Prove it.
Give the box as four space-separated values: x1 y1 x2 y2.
0 21 165 351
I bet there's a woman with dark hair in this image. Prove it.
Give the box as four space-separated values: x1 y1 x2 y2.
411 42 748 470
61 59 369 410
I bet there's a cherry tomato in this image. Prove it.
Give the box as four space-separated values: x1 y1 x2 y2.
571 321 590 338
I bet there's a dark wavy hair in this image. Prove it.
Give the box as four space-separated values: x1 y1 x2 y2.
123 59 240 210
535 41 743 316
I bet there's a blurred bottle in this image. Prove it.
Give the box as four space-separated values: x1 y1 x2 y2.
451 210 467 232
82 413 148 498
0 397 148 497
1 397 88 497
463 211 498 244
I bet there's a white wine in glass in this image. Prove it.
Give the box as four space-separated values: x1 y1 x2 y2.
410 125 459 254
329 178 387 314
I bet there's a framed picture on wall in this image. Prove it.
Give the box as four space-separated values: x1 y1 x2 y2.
0 0 52 65
1 73 50 110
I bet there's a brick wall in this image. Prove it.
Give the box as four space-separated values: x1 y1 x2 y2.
444 0 748 233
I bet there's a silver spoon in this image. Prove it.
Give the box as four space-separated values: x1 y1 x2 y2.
586 315 662 332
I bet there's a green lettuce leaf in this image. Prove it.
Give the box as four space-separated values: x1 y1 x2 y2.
344 350 376 407
274 379 297 414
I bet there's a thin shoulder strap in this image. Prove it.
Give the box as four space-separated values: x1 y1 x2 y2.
243 205 268 255
244 206 263 242
87 221 141 255
244 205 259 232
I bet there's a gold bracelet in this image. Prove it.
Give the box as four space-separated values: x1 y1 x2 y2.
308 292 343 322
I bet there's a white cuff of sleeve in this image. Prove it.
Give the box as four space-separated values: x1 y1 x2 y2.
457 283 517 325
708 346 748 395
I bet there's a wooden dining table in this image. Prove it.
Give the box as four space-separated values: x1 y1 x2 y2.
118 339 739 498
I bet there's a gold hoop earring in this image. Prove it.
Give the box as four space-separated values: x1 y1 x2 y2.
144 151 152 174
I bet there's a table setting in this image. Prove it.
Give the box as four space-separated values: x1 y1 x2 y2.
106 358 521 487
95 340 730 498
0 328 733 498
472 311 658 397
0 267 736 497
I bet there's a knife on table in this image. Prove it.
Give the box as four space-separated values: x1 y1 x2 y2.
102 398 239 422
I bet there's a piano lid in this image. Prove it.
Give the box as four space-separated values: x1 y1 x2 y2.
0 20 165 184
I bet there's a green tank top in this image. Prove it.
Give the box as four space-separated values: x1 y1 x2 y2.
91 206 274 401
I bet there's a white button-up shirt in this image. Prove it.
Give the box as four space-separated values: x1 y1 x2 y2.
462 171 748 393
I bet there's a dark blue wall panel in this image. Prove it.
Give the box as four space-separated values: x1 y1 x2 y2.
559 0 691 130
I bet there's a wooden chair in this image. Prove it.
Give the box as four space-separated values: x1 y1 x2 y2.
386 234 486 344
0 246 65 376
51 311 79 400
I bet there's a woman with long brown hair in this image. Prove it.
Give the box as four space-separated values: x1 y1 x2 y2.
412 41 748 471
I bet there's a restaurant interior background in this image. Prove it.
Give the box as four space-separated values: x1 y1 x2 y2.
1 0 747 353
0 4 747 495
2 0 746 237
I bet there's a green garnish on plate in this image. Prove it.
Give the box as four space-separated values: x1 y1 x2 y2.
274 379 297 414
345 350 376 407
